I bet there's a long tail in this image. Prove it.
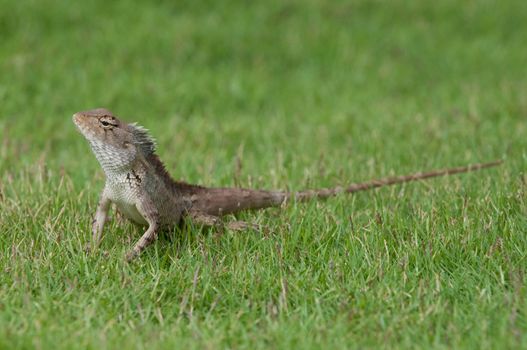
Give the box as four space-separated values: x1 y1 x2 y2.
190 160 503 216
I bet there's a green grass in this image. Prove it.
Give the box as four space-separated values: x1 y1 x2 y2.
1 0 526 348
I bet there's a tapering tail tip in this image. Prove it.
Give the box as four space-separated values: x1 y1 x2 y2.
442 159 504 176
292 158 504 201
467 159 504 170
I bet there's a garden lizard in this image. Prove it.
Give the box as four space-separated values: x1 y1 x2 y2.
73 108 502 261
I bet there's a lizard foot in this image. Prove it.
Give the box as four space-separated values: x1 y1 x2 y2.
125 250 139 262
226 221 260 231
84 242 103 255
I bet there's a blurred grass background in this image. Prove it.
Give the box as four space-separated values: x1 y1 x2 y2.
0 0 526 348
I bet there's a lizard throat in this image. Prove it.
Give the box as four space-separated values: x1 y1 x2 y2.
88 139 137 175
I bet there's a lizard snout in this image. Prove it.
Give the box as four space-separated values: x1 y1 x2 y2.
72 113 82 125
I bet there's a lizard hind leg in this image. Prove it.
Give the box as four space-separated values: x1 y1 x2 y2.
186 210 260 233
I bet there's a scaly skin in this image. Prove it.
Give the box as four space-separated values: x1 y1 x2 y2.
73 108 502 261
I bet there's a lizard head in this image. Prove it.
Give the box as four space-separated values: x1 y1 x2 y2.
73 108 156 174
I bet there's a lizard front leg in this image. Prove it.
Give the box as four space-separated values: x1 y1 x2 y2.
125 195 160 262
91 189 111 250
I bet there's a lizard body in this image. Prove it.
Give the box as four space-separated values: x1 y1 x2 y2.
73 108 502 261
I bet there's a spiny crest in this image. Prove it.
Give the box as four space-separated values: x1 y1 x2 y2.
129 123 157 154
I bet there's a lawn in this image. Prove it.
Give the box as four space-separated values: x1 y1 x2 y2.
0 0 526 348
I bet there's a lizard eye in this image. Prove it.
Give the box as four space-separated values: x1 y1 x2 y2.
99 117 117 128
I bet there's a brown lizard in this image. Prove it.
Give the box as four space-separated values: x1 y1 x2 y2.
73 108 502 261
